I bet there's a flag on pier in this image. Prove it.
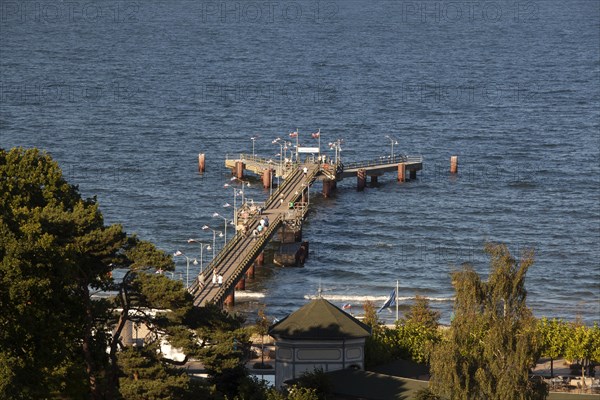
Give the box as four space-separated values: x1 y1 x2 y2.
289 131 298 138
377 288 396 313
311 131 320 139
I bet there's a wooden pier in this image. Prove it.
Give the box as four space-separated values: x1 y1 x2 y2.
190 152 422 307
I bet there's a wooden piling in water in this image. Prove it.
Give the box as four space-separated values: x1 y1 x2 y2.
234 161 245 179
357 169 366 191
235 278 245 290
323 179 333 198
262 168 272 189
450 156 458 174
198 153 205 173
224 292 234 307
247 263 255 279
256 251 264 266
397 163 406 182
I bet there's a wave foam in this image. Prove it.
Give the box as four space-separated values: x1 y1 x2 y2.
234 292 265 299
304 294 454 302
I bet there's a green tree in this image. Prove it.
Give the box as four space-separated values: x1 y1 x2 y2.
117 345 205 400
0 148 179 399
565 322 600 388
429 243 546 400
537 317 568 377
266 386 320 400
255 305 271 368
403 296 441 331
362 300 381 332
199 327 251 398
295 368 332 400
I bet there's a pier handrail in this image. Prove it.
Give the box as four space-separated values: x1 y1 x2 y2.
344 154 422 170
212 214 283 305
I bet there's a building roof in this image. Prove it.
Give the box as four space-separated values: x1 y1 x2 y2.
268 298 371 340
325 369 428 400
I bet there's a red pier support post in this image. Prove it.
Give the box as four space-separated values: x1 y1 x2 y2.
450 156 458 174
234 161 245 179
256 251 264 266
357 169 366 191
323 179 334 198
397 163 406 182
262 168 272 189
247 263 255 279
224 292 235 307
235 278 245 290
198 153 205 173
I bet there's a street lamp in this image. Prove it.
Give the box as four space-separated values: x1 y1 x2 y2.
328 139 343 164
202 225 223 259
187 239 211 274
212 212 231 245
173 250 197 289
266 160 275 197
230 176 251 205
250 136 259 158
273 138 284 182
385 135 399 160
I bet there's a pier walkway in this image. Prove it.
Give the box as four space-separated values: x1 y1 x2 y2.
190 163 319 307
190 152 422 307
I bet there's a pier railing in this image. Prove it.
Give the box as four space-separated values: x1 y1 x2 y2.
344 154 423 170
211 214 283 306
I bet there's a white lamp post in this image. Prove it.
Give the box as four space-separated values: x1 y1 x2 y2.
385 135 399 161
250 136 259 157
273 137 284 182
230 177 251 205
212 212 231 245
187 239 211 274
173 250 197 289
329 140 343 164
202 225 223 259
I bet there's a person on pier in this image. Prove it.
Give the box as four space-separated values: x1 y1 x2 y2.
212 271 217 287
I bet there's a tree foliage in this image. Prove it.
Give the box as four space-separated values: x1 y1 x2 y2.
364 297 441 368
403 296 441 331
199 326 251 399
537 317 568 377
429 243 546 400
564 322 600 386
0 148 193 399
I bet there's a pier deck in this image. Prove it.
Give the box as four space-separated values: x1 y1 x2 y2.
190 152 422 307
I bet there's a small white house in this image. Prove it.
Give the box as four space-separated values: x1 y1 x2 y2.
268 298 371 388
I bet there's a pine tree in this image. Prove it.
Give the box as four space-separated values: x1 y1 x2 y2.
0 148 176 399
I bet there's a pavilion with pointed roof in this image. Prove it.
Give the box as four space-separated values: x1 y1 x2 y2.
268 298 371 388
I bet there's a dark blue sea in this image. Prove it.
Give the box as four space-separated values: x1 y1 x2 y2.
1 0 599 325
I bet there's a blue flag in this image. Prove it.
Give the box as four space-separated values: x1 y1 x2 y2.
377 288 396 313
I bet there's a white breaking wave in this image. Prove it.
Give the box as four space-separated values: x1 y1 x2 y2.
235 292 266 299
303 294 454 303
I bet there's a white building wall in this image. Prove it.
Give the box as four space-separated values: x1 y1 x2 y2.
274 338 366 388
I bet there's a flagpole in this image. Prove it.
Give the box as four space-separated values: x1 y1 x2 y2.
296 128 299 162
396 280 399 322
